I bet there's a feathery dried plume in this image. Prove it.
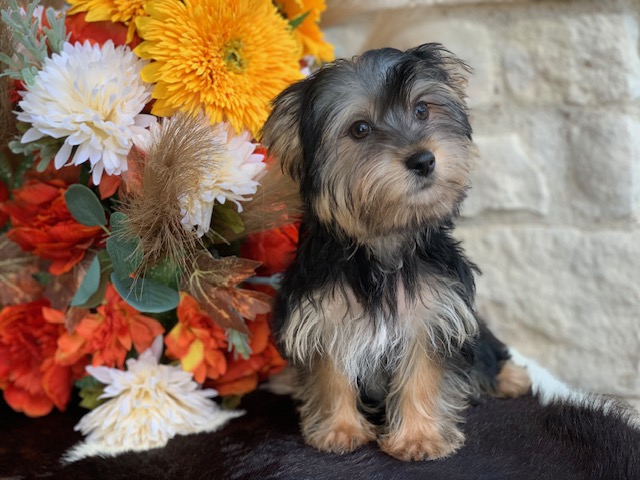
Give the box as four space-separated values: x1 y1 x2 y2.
229 160 302 241
120 113 225 272
0 14 17 149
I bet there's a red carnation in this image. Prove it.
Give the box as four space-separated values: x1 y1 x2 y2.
0 179 103 275
240 223 300 277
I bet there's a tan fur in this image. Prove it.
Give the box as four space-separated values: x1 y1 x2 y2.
296 358 376 453
285 277 475 459
309 92 476 242
381 346 466 461
281 277 477 384
496 361 532 398
120 114 220 272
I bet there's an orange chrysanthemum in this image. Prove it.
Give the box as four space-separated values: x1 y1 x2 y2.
165 293 228 384
134 0 303 136
66 0 146 44
0 300 81 417
54 284 164 368
276 0 334 62
0 180 103 275
208 313 286 397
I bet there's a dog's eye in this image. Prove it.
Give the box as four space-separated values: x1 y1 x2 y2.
349 120 372 140
414 101 429 121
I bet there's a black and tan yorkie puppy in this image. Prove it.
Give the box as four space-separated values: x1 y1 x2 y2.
261 43 530 461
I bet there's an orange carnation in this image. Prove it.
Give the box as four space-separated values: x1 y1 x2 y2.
240 223 300 277
65 12 141 48
55 284 164 368
208 313 286 397
165 293 228 384
0 179 103 275
0 300 79 417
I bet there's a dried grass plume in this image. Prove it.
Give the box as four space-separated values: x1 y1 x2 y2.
120 114 225 271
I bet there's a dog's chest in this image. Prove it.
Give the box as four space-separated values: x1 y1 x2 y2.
282 275 477 383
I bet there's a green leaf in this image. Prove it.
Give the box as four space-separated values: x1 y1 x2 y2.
227 329 251 360
33 271 50 286
110 273 179 313
70 255 101 306
146 257 181 290
289 10 311 30
221 395 242 409
75 376 106 410
64 184 107 226
70 252 111 309
106 212 142 279
214 203 245 235
35 155 50 173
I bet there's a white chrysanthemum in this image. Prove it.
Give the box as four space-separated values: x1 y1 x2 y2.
178 122 266 237
17 40 155 185
63 337 242 462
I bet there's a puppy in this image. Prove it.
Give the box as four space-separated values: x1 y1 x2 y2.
261 43 530 461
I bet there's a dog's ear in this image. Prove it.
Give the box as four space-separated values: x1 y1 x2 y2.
406 43 471 96
261 81 305 181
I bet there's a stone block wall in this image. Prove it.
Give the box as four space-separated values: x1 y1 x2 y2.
324 0 640 407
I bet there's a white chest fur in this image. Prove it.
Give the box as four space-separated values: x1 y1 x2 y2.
281 276 478 384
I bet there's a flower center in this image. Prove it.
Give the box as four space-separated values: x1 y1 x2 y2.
222 39 248 74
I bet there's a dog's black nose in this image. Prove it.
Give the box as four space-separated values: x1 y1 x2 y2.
406 151 436 177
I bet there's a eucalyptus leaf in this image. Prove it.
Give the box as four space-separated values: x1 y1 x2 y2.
64 184 107 226
106 213 142 279
70 255 101 307
110 273 179 313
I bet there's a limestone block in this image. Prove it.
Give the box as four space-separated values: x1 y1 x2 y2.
567 112 640 221
457 226 640 402
462 133 549 217
504 14 640 105
361 14 497 108
323 14 379 59
502 17 573 104
565 14 640 105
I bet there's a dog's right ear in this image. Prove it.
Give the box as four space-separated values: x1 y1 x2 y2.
261 81 305 182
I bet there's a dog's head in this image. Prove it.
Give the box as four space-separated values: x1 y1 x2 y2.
262 43 476 240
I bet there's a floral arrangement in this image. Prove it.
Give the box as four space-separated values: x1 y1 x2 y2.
0 0 328 458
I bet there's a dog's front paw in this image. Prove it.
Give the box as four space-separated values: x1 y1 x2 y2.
305 422 376 454
379 428 464 461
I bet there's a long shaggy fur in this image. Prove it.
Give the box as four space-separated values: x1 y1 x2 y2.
262 43 530 461
120 114 223 271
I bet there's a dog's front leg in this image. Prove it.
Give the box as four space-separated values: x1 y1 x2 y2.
297 357 376 454
380 342 465 461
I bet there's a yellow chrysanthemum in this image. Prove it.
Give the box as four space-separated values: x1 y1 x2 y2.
67 0 146 43
276 0 334 63
134 0 303 137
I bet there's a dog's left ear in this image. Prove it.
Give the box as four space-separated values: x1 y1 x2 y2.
261 81 305 181
406 43 471 96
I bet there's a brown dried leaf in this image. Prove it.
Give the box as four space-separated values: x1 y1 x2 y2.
0 235 44 306
185 253 272 333
65 306 89 333
44 252 96 310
